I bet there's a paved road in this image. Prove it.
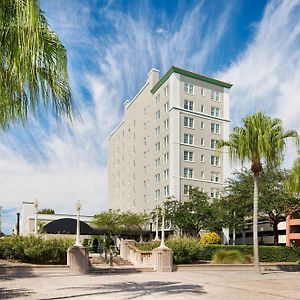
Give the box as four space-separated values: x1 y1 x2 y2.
0 268 299 299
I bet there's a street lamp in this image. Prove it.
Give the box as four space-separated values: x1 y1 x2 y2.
154 206 160 241
34 199 38 235
75 200 82 247
159 206 166 248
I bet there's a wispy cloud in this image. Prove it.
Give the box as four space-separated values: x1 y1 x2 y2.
1 0 299 233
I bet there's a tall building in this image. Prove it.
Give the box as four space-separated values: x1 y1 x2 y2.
108 66 232 213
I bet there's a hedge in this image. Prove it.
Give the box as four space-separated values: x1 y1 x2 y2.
136 238 300 264
0 235 73 264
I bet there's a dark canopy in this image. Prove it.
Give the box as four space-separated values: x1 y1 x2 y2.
44 218 96 235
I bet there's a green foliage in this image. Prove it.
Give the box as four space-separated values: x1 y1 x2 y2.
93 210 149 237
200 232 221 245
197 245 300 263
0 0 74 128
212 249 251 264
38 209 55 214
163 188 212 236
165 236 200 264
135 240 160 251
286 154 300 193
215 168 299 245
0 235 73 264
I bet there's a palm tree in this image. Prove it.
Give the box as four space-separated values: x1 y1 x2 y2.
0 0 74 128
286 153 300 193
218 112 298 274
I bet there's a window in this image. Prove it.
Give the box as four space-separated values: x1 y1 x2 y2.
144 166 147 175
184 116 194 128
200 155 205 162
163 152 169 163
155 173 160 183
164 85 169 97
163 169 169 180
200 138 205 146
164 186 169 196
184 83 194 95
201 105 205 113
211 90 220 102
211 172 220 182
143 151 147 161
201 88 205 96
155 110 160 121
183 134 194 145
211 106 220 117
155 126 160 137
163 135 169 147
211 188 220 198
184 185 191 195
144 107 147 116
211 123 220 134
164 119 169 130
210 139 218 149
155 94 160 106
164 102 169 112
211 155 220 166
200 122 205 130
155 158 161 167
155 189 160 199
184 151 194 161
201 171 205 179
184 100 194 111
155 142 160 152
183 168 193 178
144 180 147 188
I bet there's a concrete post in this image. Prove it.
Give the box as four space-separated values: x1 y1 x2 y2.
286 215 291 247
152 247 173 272
67 246 89 274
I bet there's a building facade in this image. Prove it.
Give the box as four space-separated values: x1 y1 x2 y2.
108 66 232 213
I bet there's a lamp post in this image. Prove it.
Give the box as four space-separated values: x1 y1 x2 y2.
159 206 166 248
154 206 160 241
34 199 38 235
75 200 82 247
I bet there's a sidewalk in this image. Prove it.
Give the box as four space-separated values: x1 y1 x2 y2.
0 265 299 299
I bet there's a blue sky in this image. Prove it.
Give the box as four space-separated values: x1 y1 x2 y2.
1 0 300 233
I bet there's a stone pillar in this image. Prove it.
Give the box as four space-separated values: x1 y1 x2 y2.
120 239 135 260
152 247 173 272
67 246 89 274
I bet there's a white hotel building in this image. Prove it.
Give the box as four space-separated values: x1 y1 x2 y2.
108 66 232 213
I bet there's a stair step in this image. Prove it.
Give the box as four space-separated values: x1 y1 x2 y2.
90 266 155 274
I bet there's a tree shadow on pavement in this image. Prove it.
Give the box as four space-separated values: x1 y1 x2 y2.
39 280 206 299
0 287 34 298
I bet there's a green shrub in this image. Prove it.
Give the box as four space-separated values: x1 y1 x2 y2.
0 235 73 264
212 249 250 264
200 232 221 245
165 236 200 264
197 245 300 262
135 240 160 251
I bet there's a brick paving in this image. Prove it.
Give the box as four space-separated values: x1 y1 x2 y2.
0 266 300 299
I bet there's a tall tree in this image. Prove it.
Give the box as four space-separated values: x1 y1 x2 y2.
163 187 212 237
286 153 300 194
0 0 74 128
214 168 298 245
218 112 298 274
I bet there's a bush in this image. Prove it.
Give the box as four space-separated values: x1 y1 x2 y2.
197 245 300 262
165 236 200 264
135 240 160 251
200 232 221 245
0 235 73 264
212 249 251 264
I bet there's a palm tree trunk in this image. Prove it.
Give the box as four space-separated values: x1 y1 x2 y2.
253 173 261 274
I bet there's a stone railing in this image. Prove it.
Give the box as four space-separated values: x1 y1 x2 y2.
120 239 173 272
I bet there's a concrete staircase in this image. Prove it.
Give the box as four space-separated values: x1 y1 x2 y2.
88 253 154 273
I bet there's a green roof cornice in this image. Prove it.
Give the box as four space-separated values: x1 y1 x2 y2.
151 66 233 94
